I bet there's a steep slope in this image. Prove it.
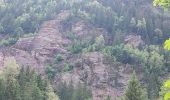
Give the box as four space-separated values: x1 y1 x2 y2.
1 0 170 100
0 11 70 72
0 10 147 100
30 11 71 69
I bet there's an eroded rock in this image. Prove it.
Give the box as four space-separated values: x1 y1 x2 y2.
124 35 145 48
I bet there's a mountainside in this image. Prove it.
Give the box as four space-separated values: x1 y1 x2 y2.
0 0 170 100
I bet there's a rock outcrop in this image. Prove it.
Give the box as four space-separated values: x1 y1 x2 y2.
56 52 113 99
6 11 71 73
124 35 144 48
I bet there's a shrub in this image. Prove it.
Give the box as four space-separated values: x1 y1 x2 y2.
45 66 58 80
55 54 63 64
0 37 18 46
63 63 74 72
68 42 83 54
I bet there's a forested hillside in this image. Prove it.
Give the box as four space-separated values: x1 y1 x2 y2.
0 0 170 100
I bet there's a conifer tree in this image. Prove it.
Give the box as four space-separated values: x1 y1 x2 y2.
5 75 21 100
0 79 5 100
124 71 149 100
46 84 60 100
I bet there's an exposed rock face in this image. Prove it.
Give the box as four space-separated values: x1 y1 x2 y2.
30 11 70 65
10 48 40 70
8 11 71 73
72 20 109 43
14 37 34 51
2 10 109 75
124 35 144 48
57 52 114 99
57 52 133 100
81 52 116 100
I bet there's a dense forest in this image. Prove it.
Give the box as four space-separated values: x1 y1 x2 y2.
0 0 170 100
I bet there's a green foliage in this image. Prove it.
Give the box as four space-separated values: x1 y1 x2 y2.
71 83 92 100
5 75 21 100
164 38 170 50
102 45 132 64
153 0 170 9
0 37 18 46
1 0 170 100
57 82 73 100
83 35 105 52
0 0 169 46
94 35 105 51
57 82 92 100
0 0 66 35
83 45 96 53
64 32 77 40
0 65 60 100
153 0 170 51
3 57 20 77
68 41 84 54
146 73 161 99
46 84 60 100
103 45 166 98
55 54 64 64
160 79 170 100
0 79 5 100
84 0 118 32
124 71 149 100
19 67 60 100
45 66 58 80
63 63 74 72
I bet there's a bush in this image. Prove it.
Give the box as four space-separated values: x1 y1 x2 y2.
68 42 83 54
102 45 134 64
83 45 95 53
63 63 74 72
0 37 18 46
55 54 63 64
82 35 105 53
45 66 58 80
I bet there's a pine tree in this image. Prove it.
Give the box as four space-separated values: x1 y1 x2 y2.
18 67 27 98
124 71 149 100
5 75 21 100
32 85 44 100
72 83 92 100
147 73 160 99
0 79 5 100
46 84 60 100
23 67 44 100
57 82 73 100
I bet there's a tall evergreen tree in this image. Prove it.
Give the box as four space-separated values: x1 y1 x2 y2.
0 79 5 100
72 83 91 100
124 71 149 100
58 81 92 100
46 84 60 100
19 67 44 100
5 75 21 100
